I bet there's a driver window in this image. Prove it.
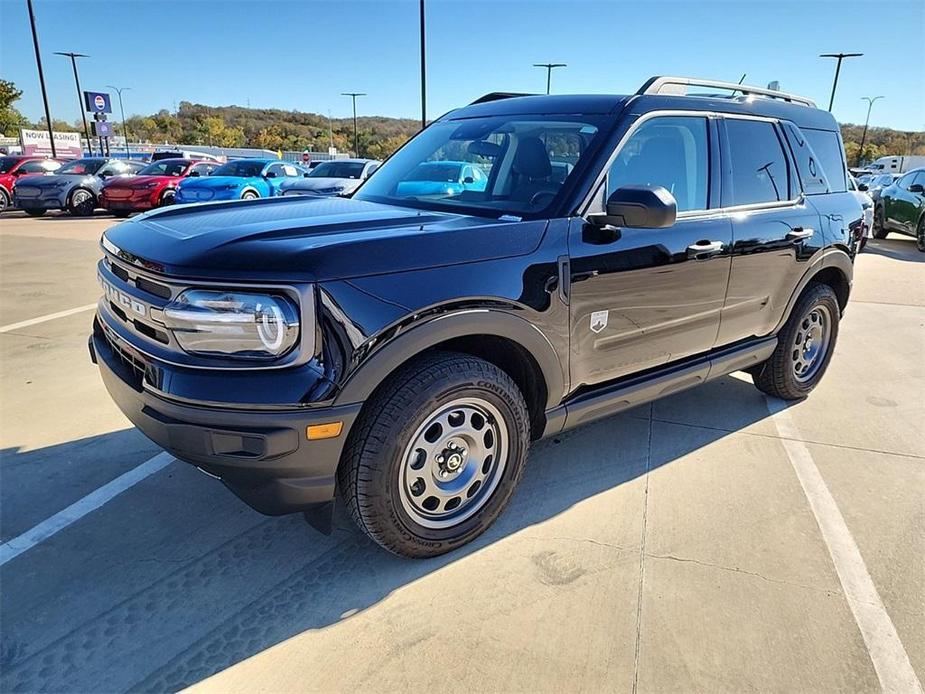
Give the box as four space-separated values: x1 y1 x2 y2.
267 163 285 177
607 116 709 212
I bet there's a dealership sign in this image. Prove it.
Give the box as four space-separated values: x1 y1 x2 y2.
83 90 112 114
19 128 83 158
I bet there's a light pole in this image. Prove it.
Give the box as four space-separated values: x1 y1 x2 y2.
857 95 883 167
26 0 56 157
419 0 426 130
341 92 366 157
54 51 94 155
106 85 130 158
819 52 862 112
533 63 567 95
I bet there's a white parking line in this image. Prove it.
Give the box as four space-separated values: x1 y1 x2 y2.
0 452 174 567
766 398 923 694
0 303 97 334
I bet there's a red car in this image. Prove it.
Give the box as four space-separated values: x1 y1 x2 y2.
0 156 63 212
100 158 218 217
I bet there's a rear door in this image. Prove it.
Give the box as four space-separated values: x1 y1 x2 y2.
714 117 823 345
887 171 925 234
568 114 732 388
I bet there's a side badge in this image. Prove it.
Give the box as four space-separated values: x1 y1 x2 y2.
590 310 608 334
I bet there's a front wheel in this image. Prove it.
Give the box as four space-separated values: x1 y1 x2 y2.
872 206 888 239
67 188 96 216
753 283 840 400
0 188 9 213
916 218 925 253
338 351 530 558
241 190 258 200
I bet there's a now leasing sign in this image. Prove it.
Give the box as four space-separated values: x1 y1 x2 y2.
19 129 83 158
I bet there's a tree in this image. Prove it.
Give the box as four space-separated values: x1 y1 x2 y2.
0 79 29 137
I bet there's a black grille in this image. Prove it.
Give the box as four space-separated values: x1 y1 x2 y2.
104 328 147 387
136 276 171 299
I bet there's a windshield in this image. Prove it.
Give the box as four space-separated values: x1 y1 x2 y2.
138 160 190 177
57 159 105 175
309 161 366 179
211 160 266 177
0 157 19 173
354 115 604 217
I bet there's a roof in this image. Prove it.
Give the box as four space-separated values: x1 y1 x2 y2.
445 94 629 120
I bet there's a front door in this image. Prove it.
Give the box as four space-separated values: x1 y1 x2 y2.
568 114 732 389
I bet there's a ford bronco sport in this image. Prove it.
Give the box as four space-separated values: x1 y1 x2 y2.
90 77 862 557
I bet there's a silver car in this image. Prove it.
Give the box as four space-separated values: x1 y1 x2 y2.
14 158 145 217
279 158 381 197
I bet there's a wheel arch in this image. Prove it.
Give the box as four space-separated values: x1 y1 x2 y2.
775 250 852 332
332 310 566 440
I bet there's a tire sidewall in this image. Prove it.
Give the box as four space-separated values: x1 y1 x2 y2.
0 188 9 212
872 206 888 239
355 359 530 556
777 286 840 396
68 188 95 216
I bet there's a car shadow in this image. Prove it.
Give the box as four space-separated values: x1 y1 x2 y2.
862 237 924 262
0 375 783 692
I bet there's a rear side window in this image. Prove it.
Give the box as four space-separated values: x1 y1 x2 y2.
607 115 710 212
802 128 847 193
782 123 829 195
725 119 791 206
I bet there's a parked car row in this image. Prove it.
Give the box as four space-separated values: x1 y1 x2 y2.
3 154 383 217
871 167 925 251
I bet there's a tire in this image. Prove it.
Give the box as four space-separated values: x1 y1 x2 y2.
0 188 9 213
916 217 925 253
23 207 46 217
67 188 96 217
872 206 888 239
338 351 530 558
159 189 176 206
753 283 840 400
241 190 258 200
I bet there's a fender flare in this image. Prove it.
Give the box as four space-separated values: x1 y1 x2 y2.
333 309 566 409
774 249 853 333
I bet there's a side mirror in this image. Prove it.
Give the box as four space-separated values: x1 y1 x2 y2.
857 183 868 191
589 185 677 229
188 171 200 177
303 172 311 177
463 176 475 184
265 171 277 179
909 183 924 194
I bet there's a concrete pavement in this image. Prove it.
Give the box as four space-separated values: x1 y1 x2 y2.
0 210 922 692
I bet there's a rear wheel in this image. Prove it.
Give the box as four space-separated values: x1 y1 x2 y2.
23 207 46 217
872 206 888 239
338 351 530 558
67 188 96 216
753 283 840 400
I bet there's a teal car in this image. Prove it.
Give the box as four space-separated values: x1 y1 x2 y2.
873 167 925 251
175 159 304 204
395 161 488 198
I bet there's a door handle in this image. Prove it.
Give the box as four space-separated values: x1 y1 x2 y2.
786 227 814 241
686 240 724 259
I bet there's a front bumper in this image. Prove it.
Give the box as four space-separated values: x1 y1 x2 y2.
13 190 67 209
89 318 361 515
101 191 157 211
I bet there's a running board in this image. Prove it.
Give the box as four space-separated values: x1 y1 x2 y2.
544 336 777 435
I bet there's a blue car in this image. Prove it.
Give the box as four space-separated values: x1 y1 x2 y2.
175 159 305 204
395 161 488 198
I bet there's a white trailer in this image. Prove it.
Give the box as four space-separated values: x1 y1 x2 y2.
864 155 925 174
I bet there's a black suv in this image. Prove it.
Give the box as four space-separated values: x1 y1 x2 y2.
90 77 862 557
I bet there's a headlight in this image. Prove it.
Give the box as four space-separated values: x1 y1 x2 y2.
162 290 300 359
136 182 159 189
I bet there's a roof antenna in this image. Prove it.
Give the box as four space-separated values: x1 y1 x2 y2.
731 73 747 97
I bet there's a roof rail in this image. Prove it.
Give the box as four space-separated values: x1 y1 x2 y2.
637 76 817 108
469 92 535 105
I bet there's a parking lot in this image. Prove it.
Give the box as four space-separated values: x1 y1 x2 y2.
0 210 922 692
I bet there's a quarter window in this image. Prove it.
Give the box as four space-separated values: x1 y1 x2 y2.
607 116 709 212
726 119 791 206
802 128 847 193
782 123 829 195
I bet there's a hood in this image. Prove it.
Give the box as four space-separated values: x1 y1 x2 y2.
103 195 545 282
105 174 175 189
180 175 248 189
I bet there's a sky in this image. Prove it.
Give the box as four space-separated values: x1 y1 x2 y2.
2 0 924 132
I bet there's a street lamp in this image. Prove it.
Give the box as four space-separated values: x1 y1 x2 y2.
26 0 56 157
341 92 366 157
857 96 884 167
54 51 94 155
106 86 131 158
533 63 567 95
819 52 863 112
419 0 427 130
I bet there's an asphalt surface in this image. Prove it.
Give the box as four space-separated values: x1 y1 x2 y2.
0 209 922 693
